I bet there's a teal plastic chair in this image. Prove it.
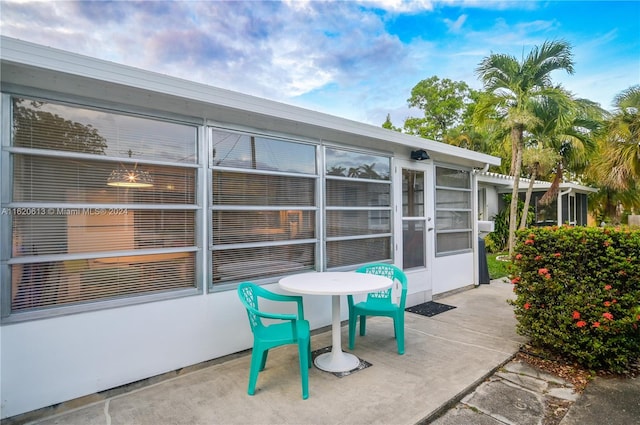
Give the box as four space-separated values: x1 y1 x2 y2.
237 282 311 399
347 263 408 355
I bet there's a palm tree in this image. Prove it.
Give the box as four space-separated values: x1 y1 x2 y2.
587 85 640 222
535 95 603 206
475 40 575 255
359 163 380 180
591 86 640 191
327 166 347 177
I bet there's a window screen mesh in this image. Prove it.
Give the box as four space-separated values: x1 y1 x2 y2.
436 232 472 254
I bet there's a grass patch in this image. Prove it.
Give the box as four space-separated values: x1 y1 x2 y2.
487 252 511 279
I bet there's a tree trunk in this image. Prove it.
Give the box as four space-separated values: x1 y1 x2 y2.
519 165 538 229
508 125 524 256
510 136 518 176
540 164 563 206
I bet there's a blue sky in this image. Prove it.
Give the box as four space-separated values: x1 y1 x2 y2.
1 1 639 127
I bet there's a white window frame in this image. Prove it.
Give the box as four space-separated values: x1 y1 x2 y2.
208 128 320 290
1 93 202 322
434 165 472 256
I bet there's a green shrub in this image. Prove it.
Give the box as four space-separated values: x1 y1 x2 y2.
509 226 640 373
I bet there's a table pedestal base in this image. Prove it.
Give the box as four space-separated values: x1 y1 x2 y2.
313 294 361 373
314 350 360 373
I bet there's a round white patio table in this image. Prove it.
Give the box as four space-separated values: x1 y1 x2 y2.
278 271 392 373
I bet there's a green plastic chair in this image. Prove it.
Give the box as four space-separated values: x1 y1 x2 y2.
347 263 408 355
237 282 311 399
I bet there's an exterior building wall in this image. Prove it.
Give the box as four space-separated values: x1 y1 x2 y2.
0 37 500 418
432 252 474 295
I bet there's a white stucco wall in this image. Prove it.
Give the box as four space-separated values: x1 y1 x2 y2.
432 252 474 295
0 284 337 418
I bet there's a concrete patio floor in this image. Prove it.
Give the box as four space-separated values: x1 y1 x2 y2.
19 279 527 425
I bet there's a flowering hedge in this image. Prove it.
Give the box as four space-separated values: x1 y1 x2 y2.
510 226 640 372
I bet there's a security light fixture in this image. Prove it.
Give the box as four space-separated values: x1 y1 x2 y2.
410 149 430 161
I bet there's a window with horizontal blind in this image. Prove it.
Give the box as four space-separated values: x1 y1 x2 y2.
5 97 199 316
324 147 392 268
435 166 472 255
210 129 317 286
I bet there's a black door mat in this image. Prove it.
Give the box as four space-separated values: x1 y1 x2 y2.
311 346 372 378
406 301 456 317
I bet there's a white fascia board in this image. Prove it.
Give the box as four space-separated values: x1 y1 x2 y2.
1 36 500 169
558 182 599 194
478 172 598 194
478 172 550 193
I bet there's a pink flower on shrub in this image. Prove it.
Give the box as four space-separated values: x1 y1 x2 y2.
603 241 611 247
544 274 551 280
553 253 561 258
525 239 534 245
538 268 549 276
511 276 521 284
523 303 531 310
534 255 542 261
604 301 611 307
515 254 523 260
576 321 587 328
602 312 614 321
592 322 600 328
572 311 581 320
604 284 612 290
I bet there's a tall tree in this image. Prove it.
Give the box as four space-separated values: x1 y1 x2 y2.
404 76 475 140
13 98 107 154
475 40 575 255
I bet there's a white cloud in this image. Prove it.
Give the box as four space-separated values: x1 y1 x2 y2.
444 14 468 33
0 0 635 125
